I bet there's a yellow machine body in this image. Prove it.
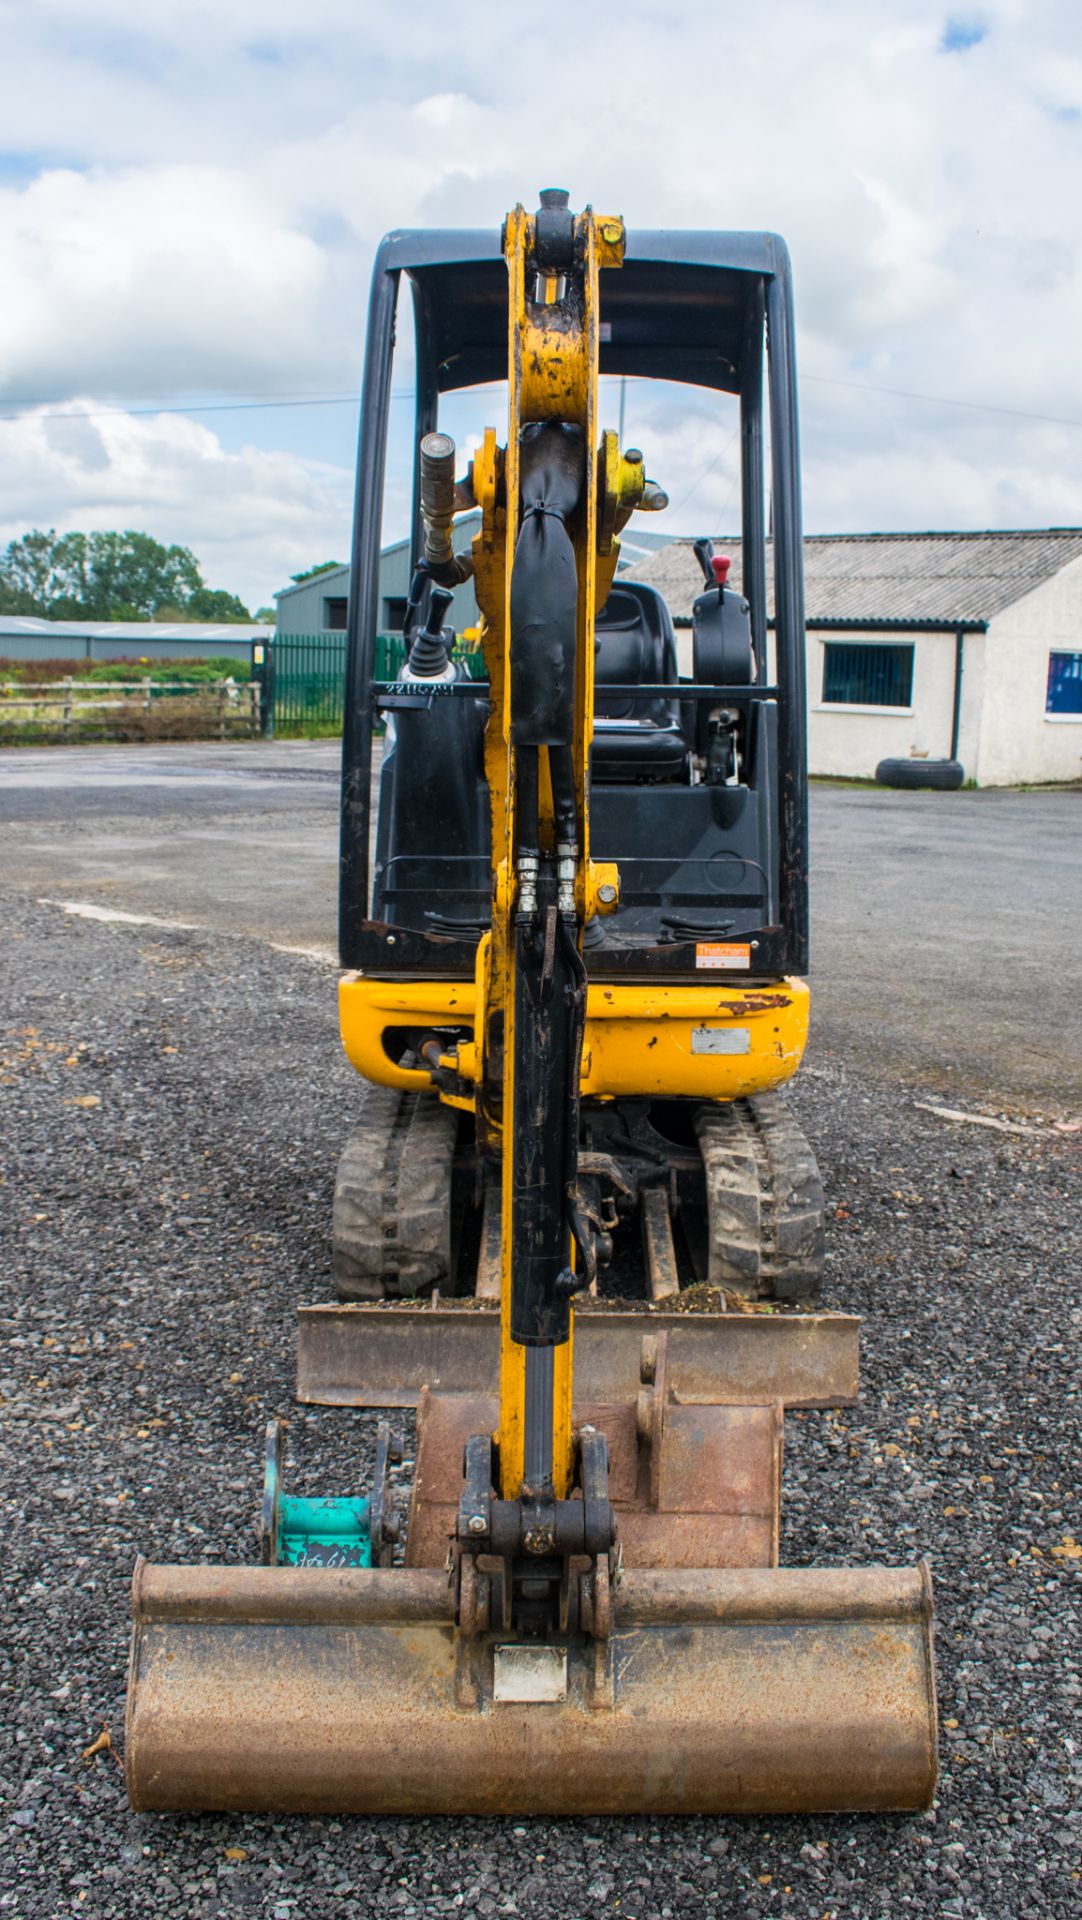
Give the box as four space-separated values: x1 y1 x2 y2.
338 970 809 1103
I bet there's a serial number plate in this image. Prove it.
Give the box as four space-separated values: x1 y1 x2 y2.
691 1025 751 1055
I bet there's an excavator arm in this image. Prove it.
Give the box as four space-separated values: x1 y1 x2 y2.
416 197 658 1642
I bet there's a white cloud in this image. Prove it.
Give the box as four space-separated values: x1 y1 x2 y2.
0 164 336 404
0 0 1080 567
0 405 352 607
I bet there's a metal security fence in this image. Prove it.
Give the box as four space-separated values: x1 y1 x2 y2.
269 634 347 735
270 632 485 736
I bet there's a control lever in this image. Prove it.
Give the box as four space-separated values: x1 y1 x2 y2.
402 566 429 640
693 538 732 591
693 537 715 586
407 584 455 680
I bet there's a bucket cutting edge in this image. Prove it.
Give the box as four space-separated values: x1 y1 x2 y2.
126 1560 937 1816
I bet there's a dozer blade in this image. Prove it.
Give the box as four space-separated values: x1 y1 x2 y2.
296 1304 860 1411
126 1560 937 1816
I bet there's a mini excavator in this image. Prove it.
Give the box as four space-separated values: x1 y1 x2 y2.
126 194 938 1815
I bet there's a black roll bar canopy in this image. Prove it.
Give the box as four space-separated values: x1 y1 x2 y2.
340 228 808 973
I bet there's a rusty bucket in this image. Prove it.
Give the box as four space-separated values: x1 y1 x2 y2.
126 1558 937 1815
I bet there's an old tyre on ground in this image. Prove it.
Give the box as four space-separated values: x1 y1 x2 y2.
693 1091 825 1300
875 757 964 791
333 1084 459 1299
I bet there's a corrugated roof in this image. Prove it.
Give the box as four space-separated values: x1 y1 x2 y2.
625 529 1082 626
275 564 350 602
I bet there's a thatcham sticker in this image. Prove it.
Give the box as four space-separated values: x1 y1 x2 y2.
695 942 751 969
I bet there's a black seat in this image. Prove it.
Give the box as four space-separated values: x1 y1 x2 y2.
592 582 689 781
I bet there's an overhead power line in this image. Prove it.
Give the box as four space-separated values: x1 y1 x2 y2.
2 374 1081 432
800 373 1082 433
0 391 365 424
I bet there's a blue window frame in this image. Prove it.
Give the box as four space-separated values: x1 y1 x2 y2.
1047 651 1082 716
822 641 914 707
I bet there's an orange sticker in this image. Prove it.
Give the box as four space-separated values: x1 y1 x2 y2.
695 941 751 970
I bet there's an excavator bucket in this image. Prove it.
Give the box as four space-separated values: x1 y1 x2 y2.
127 1561 936 1816
126 1311 938 1815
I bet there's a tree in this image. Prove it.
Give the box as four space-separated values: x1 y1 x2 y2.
290 561 344 584
0 528 250 622
187 587 252 622
0 530 65 614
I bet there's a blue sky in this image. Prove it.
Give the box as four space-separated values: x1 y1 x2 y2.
941 17 988 51
0 0 1080 608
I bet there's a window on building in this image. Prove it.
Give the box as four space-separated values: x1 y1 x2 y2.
382 597 408 633
323 596 348 630
1046 651 1082 716
822 641 914 707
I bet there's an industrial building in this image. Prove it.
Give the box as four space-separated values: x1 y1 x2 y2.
274 515 483 639
629 528 1082 787
267 526 1082 786
0 616 271 667
272 521 674 642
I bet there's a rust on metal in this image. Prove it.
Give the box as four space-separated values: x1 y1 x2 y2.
641 1187 680 1301
404 1387 781 1574
131 1558 452 1626
296 1304 859 1410
474 1185 501 1300
125 1561 937 1815
707 993 792 1016
616 1562 934 1624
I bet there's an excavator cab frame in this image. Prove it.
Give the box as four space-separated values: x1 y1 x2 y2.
339 225 808 981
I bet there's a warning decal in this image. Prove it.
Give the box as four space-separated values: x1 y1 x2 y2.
695 942 752 970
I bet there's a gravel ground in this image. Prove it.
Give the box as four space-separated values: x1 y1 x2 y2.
2 888 1080 1919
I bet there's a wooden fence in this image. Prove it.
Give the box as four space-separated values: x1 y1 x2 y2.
0 677 262 743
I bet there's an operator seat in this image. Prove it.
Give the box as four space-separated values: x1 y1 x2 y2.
591 582 689 781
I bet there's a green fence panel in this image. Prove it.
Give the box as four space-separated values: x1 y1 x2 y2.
272 632 486 736
270 633 346 735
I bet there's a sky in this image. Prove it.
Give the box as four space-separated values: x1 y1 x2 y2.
0 0 1080 611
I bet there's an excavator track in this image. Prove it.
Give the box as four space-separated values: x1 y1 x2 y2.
332 1085 458 1299
694 1092 825 1300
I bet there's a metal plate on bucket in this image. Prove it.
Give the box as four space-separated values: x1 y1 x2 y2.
296 1306 859 1411
493 1644 568 1703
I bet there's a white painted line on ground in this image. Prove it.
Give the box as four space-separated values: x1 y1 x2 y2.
40 899 202 931
38 898 342 968
914 1101 1036 1136
270 942 340 967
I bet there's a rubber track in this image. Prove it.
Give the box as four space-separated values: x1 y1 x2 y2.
693 1092 825 1299
332 1085 458 1299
